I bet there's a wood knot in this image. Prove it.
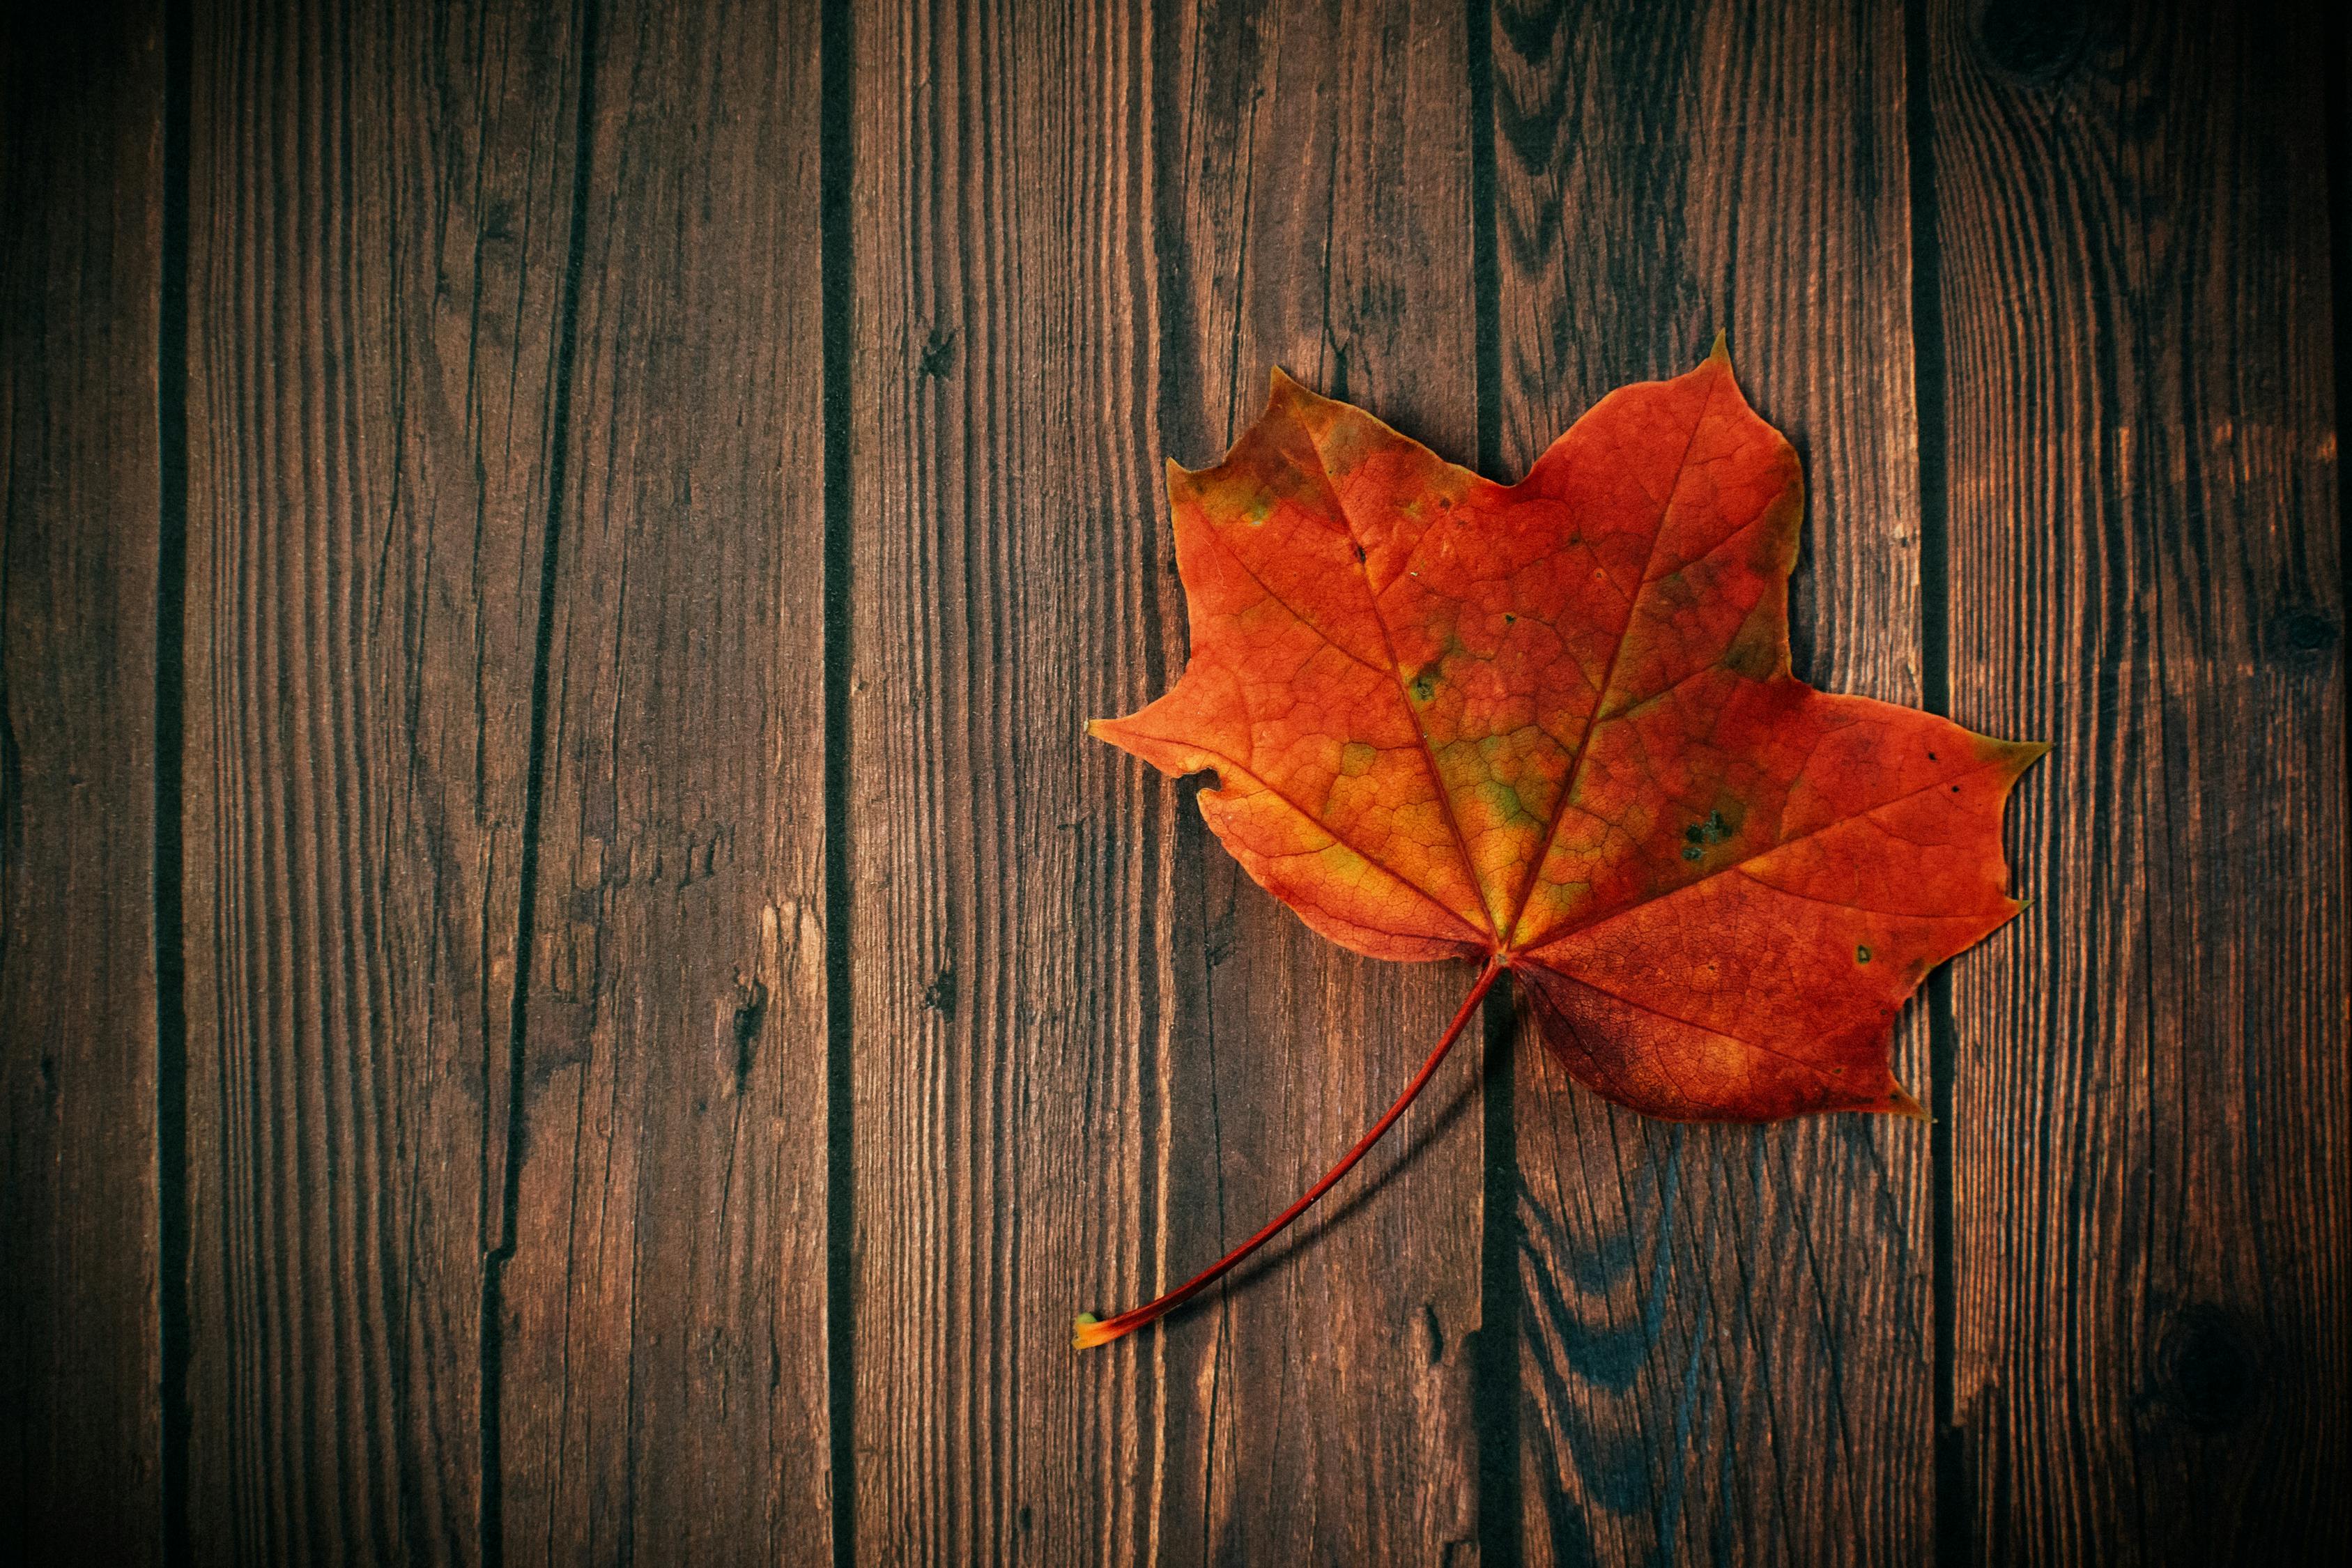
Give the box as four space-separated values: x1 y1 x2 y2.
1975 0 2093 85
2153 1305 2261 1433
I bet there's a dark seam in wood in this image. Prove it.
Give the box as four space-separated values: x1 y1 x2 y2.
477 1 601 1560
819 2 857 1564
157 1 194 1560
2329 0 2352 738
1463 5 1523 1563
1903 1 1967 1562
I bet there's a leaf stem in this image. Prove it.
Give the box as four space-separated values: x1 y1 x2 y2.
1075 956 1505 1350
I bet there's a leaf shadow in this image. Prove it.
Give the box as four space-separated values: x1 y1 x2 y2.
1178 1051 1486 1317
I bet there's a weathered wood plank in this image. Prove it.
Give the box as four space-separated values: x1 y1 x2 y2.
495 0 833 1560
1926 0 2350 1559
180 1 583 1558
1482 2 1935 1561
849 0 1493 1557
845 2 1182 1560
0 5 164 1562
1151 0 1487 1559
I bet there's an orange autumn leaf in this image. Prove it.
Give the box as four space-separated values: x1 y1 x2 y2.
1077 341 2041 1349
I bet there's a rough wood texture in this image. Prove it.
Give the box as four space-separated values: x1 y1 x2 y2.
847 1 1491 1559
0 6 164 1563
1151 0 1488 1559
5 0 2349 1560
180 1 583 1558
1484 1 1937 1561
496 1 833 1560
1927 0 2350 1560
843 1 1179 1559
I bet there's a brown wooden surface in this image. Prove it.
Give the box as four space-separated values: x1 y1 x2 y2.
845 3 1174 1559
180 0 585 1557
1928 0 2349 1560
1484 2 1937 1561
496 1 832 1560
1147 0 1487 1559
2 0 2346 1563
0 6 166 1564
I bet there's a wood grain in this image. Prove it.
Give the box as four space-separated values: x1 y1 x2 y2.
180 1 583 1558
844 1 1183 1559
1482 1 1937 1560
495 0 833 1560
847 0 1493 1558
1926 0 2351 1560
8 0 2351 1558
1151 0 1488 1559
0 5 164 1562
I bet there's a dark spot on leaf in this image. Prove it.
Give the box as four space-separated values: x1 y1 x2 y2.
1928 751 1938 761
1682 809 1734 850
1857 946 1873 963
1353 544 1367 563
1681 845 1702 861
1411 672 1436 702
1504 613 1517 624
923 964 958 1018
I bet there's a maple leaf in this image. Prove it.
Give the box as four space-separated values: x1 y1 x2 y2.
1077 340 2042 1349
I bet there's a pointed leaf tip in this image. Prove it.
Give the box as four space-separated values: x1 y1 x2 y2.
1708 328 1729 362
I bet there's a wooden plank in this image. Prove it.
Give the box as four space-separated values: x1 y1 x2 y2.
1926 0 2350 1558
850 0 1486 1557
1481 2 1935 1561
0 5 164 1562
844 1 1183 1558
180 1 584 1558
495 0 833 1560
1149 0 1488 1558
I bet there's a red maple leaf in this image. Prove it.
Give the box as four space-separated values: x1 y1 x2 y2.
1077 342 2041 1348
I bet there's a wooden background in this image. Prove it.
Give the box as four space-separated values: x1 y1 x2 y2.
3 0 2344 1562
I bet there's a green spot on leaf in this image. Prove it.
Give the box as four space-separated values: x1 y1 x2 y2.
1682 809 1734 852
1857 946 1873 963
